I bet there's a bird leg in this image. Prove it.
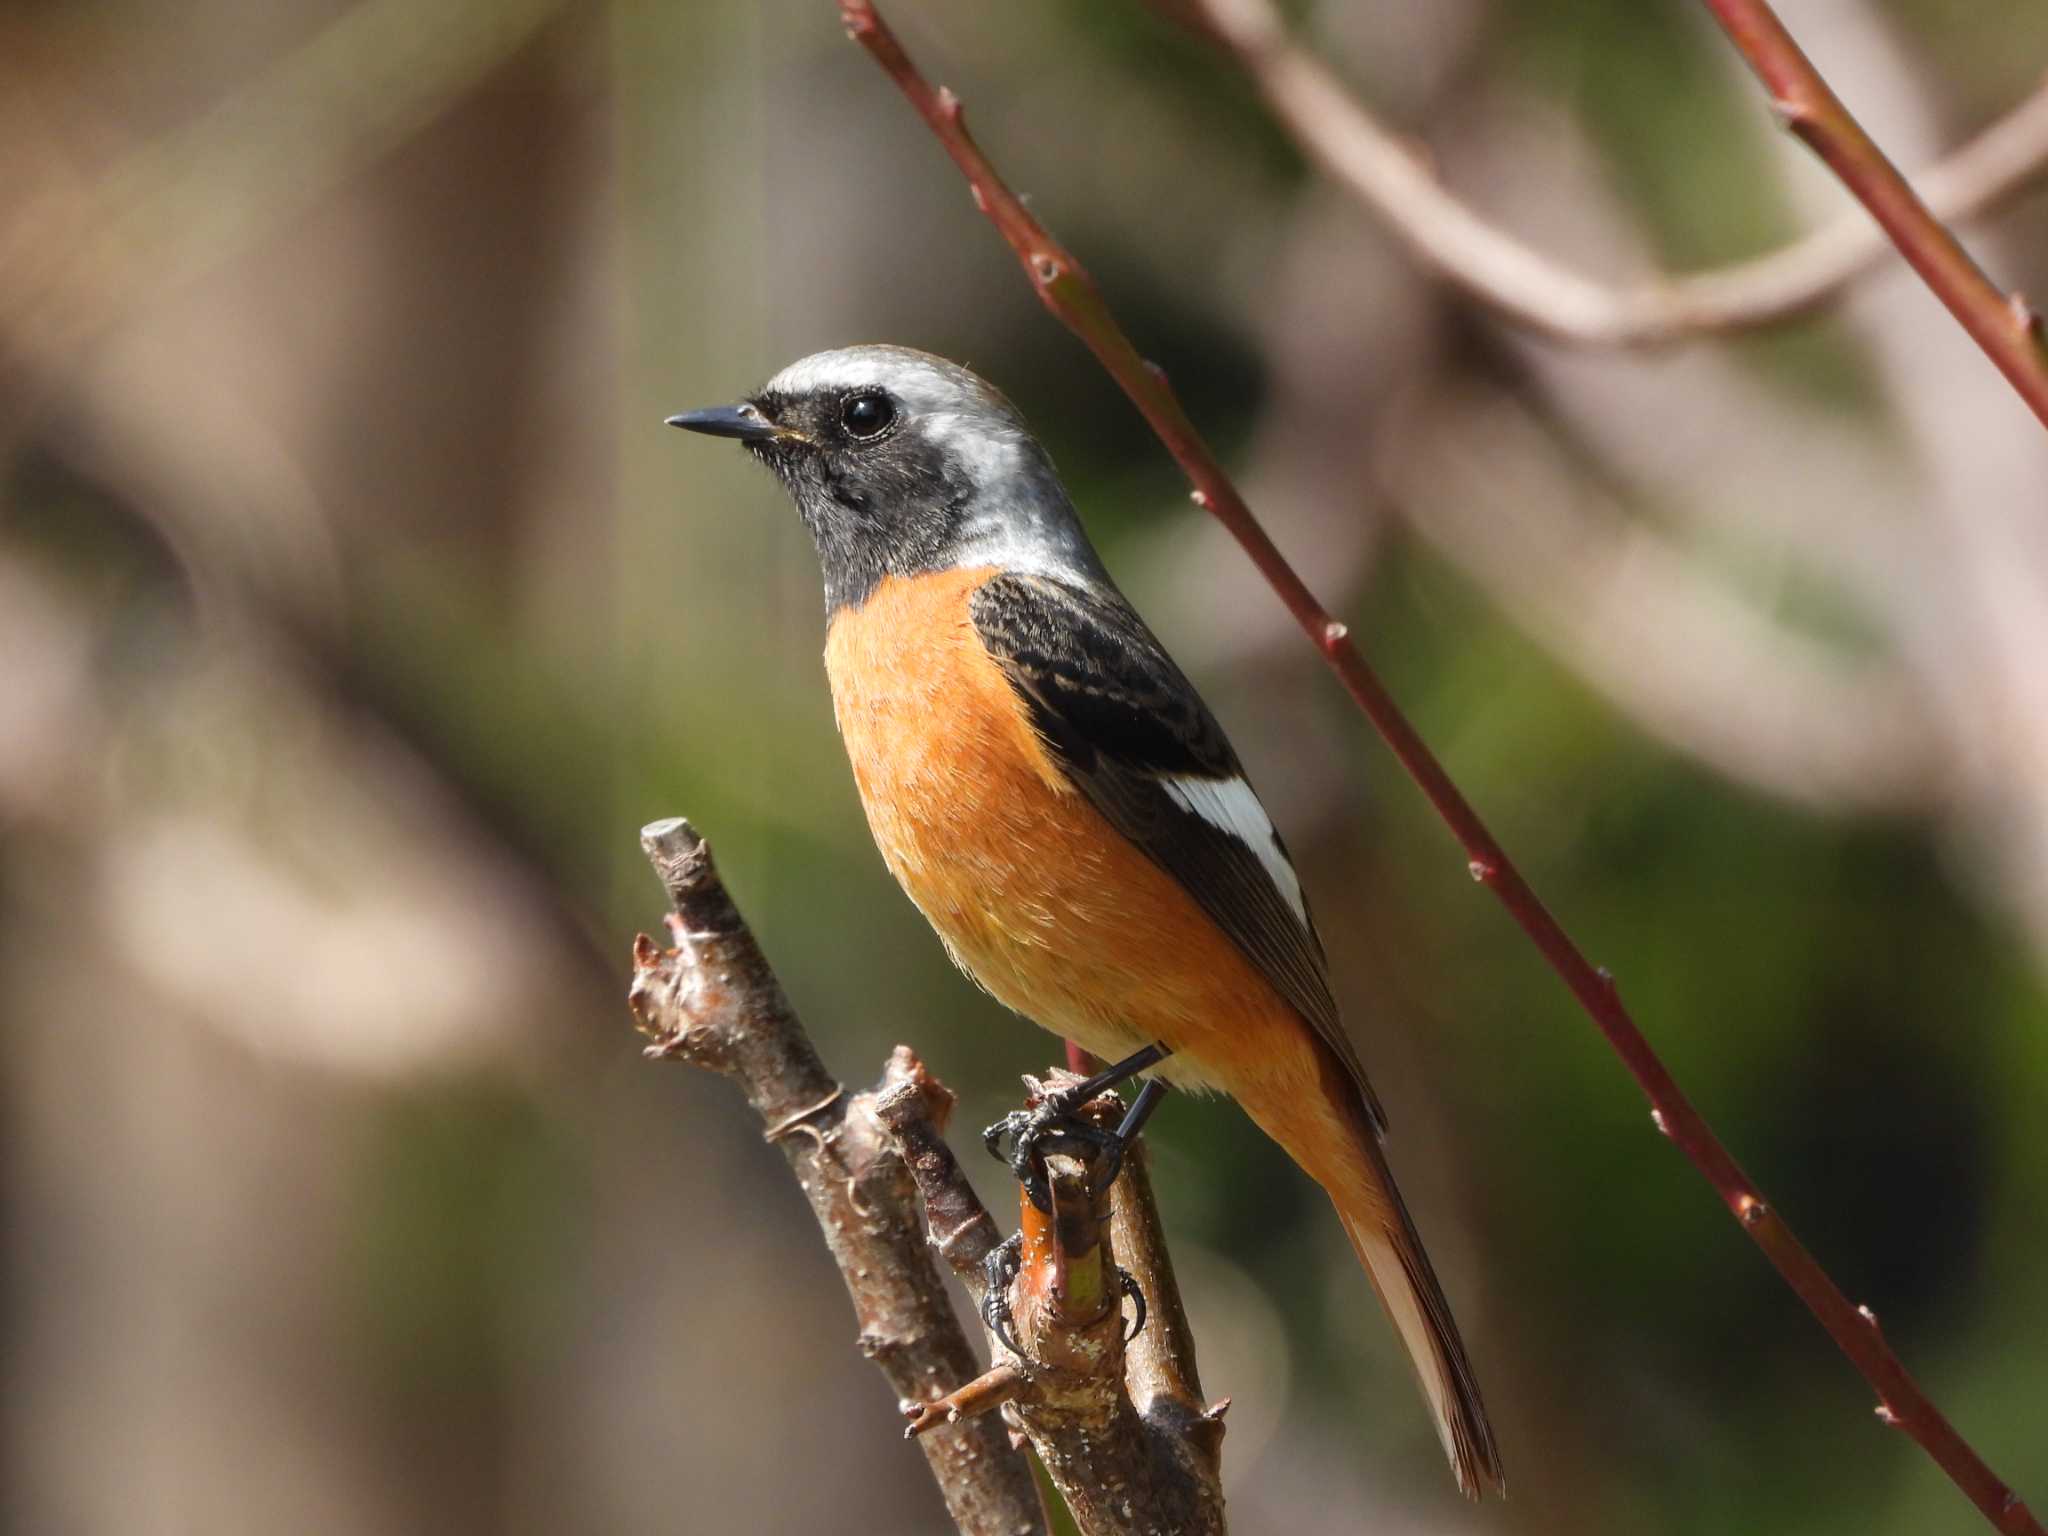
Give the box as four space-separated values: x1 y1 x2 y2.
1094 1077 1169 1192
982 1042 1174 1211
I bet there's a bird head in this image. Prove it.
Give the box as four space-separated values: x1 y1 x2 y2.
670 344 1107 614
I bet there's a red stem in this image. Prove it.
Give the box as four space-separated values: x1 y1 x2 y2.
836 4 2043 1532
1697 0 2048 430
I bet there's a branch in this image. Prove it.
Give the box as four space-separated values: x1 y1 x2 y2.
875 1074 1227 1536
833 7 2044 1533
1173 0 2048 349
1106 1124 1228 1488
627 818 1046 1536
1053 1051 1217 1441
1694 0 2048 429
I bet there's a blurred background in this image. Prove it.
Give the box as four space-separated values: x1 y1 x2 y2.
3 0 2044 1531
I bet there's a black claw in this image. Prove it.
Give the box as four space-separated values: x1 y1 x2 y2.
981 1107 1054 1211
1093 1138 1129 1195
1116 1265 1147 1344
982 1110 1023 1165
981 1233 1025 1358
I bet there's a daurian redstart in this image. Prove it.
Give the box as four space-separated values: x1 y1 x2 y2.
671 345 1503 1498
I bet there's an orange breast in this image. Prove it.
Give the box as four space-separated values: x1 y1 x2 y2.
821 569 1321 1105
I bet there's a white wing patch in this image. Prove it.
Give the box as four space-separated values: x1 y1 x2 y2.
1160 774 1309 927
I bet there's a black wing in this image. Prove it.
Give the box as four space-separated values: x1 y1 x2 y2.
969 571 1384 1135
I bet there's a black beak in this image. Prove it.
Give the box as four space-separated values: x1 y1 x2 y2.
665 402 787 442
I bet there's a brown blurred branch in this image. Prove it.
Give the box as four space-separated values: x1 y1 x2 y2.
1171 0 2048 350
627 817 1046 1536
1383 384 1945 815
0 0 627 996
1694 0 2048 430
876 1073 1228 1536
0 0 573 401
835 6 2045 1533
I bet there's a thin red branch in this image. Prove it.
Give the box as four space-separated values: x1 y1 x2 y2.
834 5 2044 1532
1696 0 2048 430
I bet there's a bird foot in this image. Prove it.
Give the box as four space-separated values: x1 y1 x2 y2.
981 1233 1024 1357
982 1085 1124 1213
978 1231 1149 1356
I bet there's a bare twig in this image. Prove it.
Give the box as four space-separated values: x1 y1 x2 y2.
1175 0 2048 349
902 1362 1027 1438
1695 0 2048 430
833 7 2045 1532
1013 1140 1225 1536
1107 1136 1230 1486
628 817 1045 1536
875 1074 1227 1536
872 1076 1008 1281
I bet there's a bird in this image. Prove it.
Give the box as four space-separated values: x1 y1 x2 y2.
668 343 1503 1499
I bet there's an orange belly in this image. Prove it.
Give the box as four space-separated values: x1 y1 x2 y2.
821 568 1331 1117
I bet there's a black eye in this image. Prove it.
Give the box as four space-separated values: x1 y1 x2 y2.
840 392 895 440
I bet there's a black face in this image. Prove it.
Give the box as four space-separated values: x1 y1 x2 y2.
737 384 974 614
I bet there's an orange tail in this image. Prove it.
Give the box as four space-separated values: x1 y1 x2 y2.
1333 1134 1504 1500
